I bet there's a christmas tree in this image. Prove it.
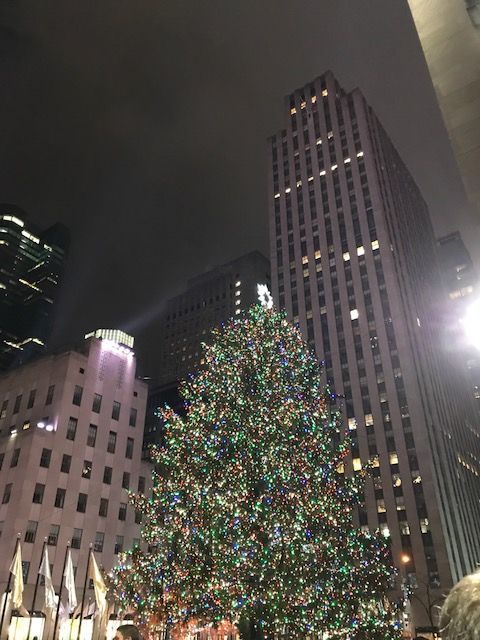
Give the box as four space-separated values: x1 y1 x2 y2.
112 304 400 639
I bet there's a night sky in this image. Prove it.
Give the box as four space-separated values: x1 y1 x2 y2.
1 0 478 376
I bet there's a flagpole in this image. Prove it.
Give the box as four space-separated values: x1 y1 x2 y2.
27 537 47 640
77 544 92 640
0 534 20 640
52 542 70 640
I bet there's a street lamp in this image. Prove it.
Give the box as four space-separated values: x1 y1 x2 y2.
400 554 414 638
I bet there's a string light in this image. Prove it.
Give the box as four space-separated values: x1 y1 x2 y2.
111 305 401 638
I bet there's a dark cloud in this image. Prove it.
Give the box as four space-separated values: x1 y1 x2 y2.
0 0 477 373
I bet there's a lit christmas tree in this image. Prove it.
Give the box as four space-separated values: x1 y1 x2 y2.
112 304 400 639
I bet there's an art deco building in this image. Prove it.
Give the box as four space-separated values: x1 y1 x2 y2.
144 251 270 450
268 70 480 625
408 0 480 216
0 329 150 604
0 205 69 371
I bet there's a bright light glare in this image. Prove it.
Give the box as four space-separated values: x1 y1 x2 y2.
462 299 480 350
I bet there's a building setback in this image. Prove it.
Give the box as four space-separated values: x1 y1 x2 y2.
0 330 150 604
268 70 480 624
144 251 270 450
0 205 70 371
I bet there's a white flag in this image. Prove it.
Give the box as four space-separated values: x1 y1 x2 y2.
39 546 56 610
9 542 24 609
88 552 107 615
64 548 77 612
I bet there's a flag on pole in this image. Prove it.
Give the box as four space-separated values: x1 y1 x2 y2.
9 541 24 609
39 546 56 611
64 548 77 612
88 552 107 615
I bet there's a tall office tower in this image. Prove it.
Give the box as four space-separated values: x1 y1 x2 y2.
268 70 480 625
0 329 150 607
0 205 70 371
156 251 270 386
408 0 480 216
143 251 270 450
437 232 480 407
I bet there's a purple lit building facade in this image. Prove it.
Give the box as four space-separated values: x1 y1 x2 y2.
268 71 480 622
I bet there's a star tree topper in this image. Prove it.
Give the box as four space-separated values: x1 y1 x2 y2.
257 283 273 309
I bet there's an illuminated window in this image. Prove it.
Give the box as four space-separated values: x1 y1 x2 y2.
399 521 410 535
357 246 365 256
357 150 364 157
392 474 402 487
302 255 308 264
327 131 333 139
274 193 280 199
235 299 241 306
380 523 390 537
331 164 338 171
376 499 386 513
365 413 374 426
308 175 314 182
235 280 241 287
290 107 297 115
372 456 380 468
348 417 357 431
395 496 405 511
316 139 322 145
300 101 306 109
235 290 241 296
319 169 326 176
285 187 291 194
420 518 430 534
352 458 362 471
371 239 379 250
343 252 350 262
235 309 241 315
322 89 328 97
311 95 317 103
314 250 321 260
337 462 344 474
350 309 359 320
389 452 399 465
344 157 351 164
296 180 302 187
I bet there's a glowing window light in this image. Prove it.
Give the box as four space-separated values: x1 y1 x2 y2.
350 309 359 320
371 239 379 250
389 452 399 465
285 187 291 194
21 230 40 244
290 107 297 115
1 215 24 227
357 245 365 256
322 89 328 97
352 458 362 471
357 150 364 157
343 252 350 262
274 193 280 199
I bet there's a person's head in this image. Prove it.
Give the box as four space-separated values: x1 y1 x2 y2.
114 624 141 640
440 569 480 640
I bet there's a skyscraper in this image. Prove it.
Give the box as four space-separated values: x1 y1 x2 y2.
155 250 270 386
0 205 70 371
143 251 270 450
0 329 149 604
268 70 480 624
408 0 480 216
